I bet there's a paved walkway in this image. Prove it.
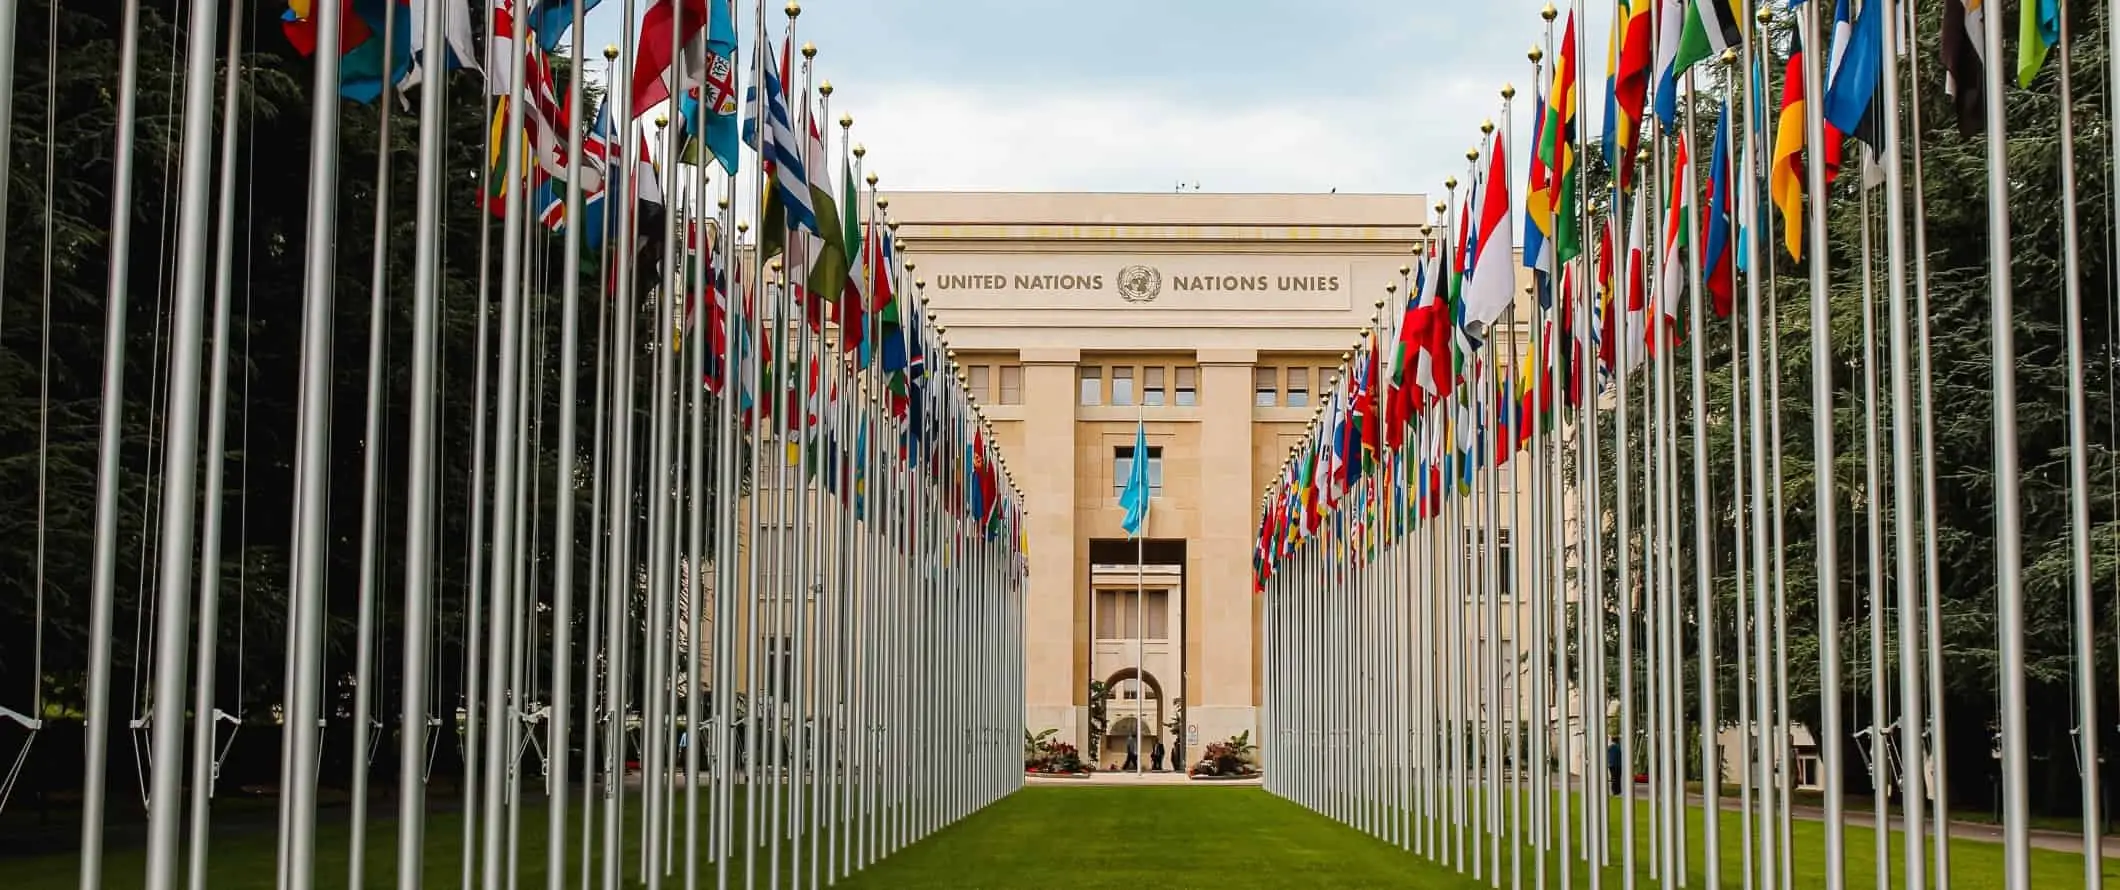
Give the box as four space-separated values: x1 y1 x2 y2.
1025 770 1259 787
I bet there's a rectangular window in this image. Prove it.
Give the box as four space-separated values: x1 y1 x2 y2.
969 365 991 404
1174 367 1197 407
1114 445 1164 496
1142 366 1166 407
1286 367 1311 408
1095 589 1169 640
1080 366 1102 406
1254 367 1278 407
999 366 1022 405
1111 366 1135 407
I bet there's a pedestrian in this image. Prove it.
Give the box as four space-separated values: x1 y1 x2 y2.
1607 739 1623 796
1151 739 1166 772
1122 732 1139 771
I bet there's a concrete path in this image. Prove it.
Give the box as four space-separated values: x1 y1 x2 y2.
1025 770 1259 787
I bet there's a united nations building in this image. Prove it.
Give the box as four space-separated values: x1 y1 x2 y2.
888 191 1438 768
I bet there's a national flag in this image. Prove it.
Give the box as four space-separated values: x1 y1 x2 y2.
1544 12 1582 263
1524 80 1554 277
801 92 849 318
1612 0 1654 188
1941 0 1987 135
1676 0 1743 74
2018 0 2059 87
401 0 480 92
631 0 710 119
1769 31 1840 260
283 0 411 104
1652 0 1688 127
1703 103 1735 317
1825 0 1885 153
1461 128 1515 328
742 35 819 236
527 0 601 52
1653 131 1691 353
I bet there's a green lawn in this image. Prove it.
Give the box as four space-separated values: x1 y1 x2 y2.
12 785 2118 887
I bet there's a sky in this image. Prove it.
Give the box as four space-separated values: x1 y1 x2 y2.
575 0 1617 202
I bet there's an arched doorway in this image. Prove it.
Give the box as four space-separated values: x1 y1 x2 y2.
1101 668 1163 769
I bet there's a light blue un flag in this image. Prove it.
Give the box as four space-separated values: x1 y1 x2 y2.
1119 420 1151 538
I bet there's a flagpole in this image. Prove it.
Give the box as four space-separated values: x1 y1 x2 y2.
1787 2 1848 884
1736 19 1777 890
1609 41 1638 890
2051 5 2104 881
1979 0 2032 870
1899 3 1950 882
1136 389 1146 778
184 3 247 883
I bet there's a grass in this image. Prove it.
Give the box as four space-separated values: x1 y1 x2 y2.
11 784 2120 887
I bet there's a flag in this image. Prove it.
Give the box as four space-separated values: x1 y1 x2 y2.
1654 131 1690 352
527 0 601 52
1120 421 1152 539
284 0 411 104
801 93 849 315
742 36 819 236
1769 31 1840 260
1612 0 1654 188
1461 128 1515 328
1825 0 1884 153
1676 0 1743 74
1652 0 1687 127
1546 13 1582 263
1703 104 1735 317
401 0 480 92
1941 0 1987 135
671 1 740 174
1524 80 1554 277
2017 0 2059 87
631 0 710 119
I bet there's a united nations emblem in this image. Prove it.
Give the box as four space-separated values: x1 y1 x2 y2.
1116 265 1162 303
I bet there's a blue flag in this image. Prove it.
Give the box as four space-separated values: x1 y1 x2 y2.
1119 420 1152 538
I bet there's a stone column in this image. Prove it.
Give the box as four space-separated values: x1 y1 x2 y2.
1018 348 1081 746
1193 349 1257 749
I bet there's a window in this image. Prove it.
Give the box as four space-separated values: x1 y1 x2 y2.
1080 366 1102 406
1112 366 1135 407
1254 367 1278 407
1174 367 1197 407
1095 588 1171 640
999 366 1022 405
969 365 991 404
1462 529 1515 601
1114 445 1164 496
1142 367 1166 406
1286 367 1310 408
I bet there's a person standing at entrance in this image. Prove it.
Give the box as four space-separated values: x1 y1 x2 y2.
1607 739 1623 796
1122 732 1139 771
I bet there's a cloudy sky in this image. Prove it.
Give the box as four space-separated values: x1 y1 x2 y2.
579 0 1614 200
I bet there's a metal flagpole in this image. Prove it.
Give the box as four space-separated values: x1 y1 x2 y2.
136 0 228 876
1612 95 1637 890
1738 18 1779 890
1793 3 1848 883
346 9 399 878
185 3 247 881
279 0 351 872
1874 0 1928 883
2052 7 2105 884
1856 154 1889 890
1679 68 1719 890
394 0 459 878
1975 0 2031 877
1899 0 1950 882
73 0 144 878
